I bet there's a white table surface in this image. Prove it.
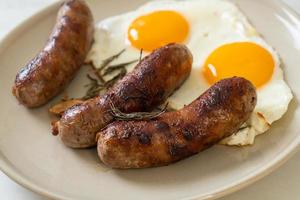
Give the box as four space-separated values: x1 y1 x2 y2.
0 0 300 199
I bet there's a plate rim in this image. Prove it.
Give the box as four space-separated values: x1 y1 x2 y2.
0 0 299 200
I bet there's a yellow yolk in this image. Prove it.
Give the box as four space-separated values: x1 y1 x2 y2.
128 10 189 51
202 42 275 88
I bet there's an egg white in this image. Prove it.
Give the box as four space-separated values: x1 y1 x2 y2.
86 0 293 146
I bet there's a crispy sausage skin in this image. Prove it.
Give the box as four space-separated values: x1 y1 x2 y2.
97 77 257 169
12 0 94 108
56 43 193 148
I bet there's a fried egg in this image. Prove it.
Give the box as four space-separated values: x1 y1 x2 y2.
86 0 293 146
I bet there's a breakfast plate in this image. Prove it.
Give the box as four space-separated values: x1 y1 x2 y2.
0 0 299 199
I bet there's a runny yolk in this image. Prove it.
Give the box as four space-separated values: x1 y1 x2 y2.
202 42 275 88
128 10 189 51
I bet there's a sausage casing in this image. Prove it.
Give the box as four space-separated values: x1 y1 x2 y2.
97 77 257 168
12 0 94 107
56 43 193 148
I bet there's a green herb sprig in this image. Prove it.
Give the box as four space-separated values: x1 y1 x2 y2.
83 49 139 99
109 101 168 121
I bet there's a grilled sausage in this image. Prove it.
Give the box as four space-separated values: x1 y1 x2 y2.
55 43 193 148
97 77 257 168
12 0 94 108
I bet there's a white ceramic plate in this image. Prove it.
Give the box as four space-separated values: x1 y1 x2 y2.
0 0 299 199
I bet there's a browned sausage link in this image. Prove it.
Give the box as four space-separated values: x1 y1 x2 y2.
56 43 193 148
97 77 257 169
12 0 94 108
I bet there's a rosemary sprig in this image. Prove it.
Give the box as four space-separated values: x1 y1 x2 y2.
82 74 105 100
104 68 127 88
102 60 138 76
82 49 139 100
110 101 168 121
98 49 125 72
88 61 105 83
139 48 143 62
52 49 143 115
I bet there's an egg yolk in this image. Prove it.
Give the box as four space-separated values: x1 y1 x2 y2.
202 42 275 88
128 10 189 51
